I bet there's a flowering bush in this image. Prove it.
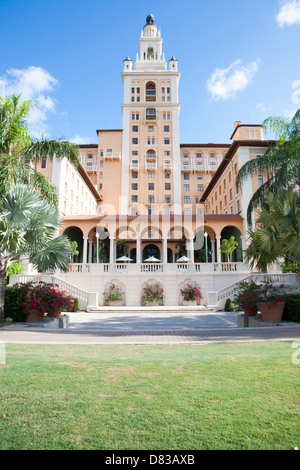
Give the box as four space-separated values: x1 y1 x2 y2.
104 283 122 302
142 283 164 305
180 284 202 301
234 281 287 311
20 281 77 318
233 281 262 311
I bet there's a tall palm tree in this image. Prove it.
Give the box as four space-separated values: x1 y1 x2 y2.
0 184 72 322
220 236 238 262
0 94 80 206
244 191 300 272
236 108 300 225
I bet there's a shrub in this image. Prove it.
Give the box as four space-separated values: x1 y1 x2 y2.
4 281 77 321
180 284 202 302
282 293 300 322
104 283 123 303
224 298 234 312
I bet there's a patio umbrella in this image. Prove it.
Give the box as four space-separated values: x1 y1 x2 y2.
116 255 133 262
176 256 191 262
144 256 160 262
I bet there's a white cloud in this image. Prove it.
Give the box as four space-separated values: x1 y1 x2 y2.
0 66 58 137
206 59 259 101
277 0 300 27
69 135 97 145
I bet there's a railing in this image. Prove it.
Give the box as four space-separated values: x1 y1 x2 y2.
65 262 249 275
103 152 121 160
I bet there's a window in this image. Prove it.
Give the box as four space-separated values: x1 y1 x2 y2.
165 183 171 191
148 196 155 204
136 113 139 120
148 208 155 215
132 151 138 156
196 153 202 158
195 196 199 203
146 108 156 120
100 161 103 168
183 173 189 180
146 82 156 101
167 87 170 94
229 171 232 183
41 157 47 169
210 153 215 159
131 87 135 94
164 125 170 132
164 138 170 145
131 113 135 120
165 171 171 179
132 125 138 132
184 208 191 215
230 189 233 201
183 153 189 158
148 183 154 190
99 183 102 190
148 126 154 132
132 138 138 145
197 184 203 192
148 231 154 239
184 184 190 192
165 195 171 203
236 200 240 213
258 175 263 187
132 183 138 190
184 196 190 204
225 195 227 206
136 87 140 94
164 151 170 156
197 174 203 180
132 171 138 179
148 172 154 179
99 172 103 180
132 195 138 203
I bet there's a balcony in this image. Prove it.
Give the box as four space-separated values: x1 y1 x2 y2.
130 160 139 170
181 161 193 171
84 163 97 172
145 161 157 170
163 160 172 170
103 152 121 160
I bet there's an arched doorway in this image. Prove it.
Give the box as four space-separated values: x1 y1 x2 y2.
220 226 243 262
143 244 161 261
63 227 83 263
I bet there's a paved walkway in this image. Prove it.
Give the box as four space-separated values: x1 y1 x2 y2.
1 310 300 344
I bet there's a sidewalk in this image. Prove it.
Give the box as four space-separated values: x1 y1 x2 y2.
1 310 300 344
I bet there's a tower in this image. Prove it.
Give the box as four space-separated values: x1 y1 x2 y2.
121 14 181 216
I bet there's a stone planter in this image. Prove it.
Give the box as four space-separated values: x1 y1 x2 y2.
106 300 122 306
145 301 161 306
258 302 285 323
183 300 197 306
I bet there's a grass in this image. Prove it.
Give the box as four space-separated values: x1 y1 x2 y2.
0 342 299 450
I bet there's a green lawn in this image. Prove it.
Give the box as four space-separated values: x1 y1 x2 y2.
0 343 299 450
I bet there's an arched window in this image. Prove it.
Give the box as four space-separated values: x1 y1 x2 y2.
146 82 156 101
147 47 154 60
145 108 156 120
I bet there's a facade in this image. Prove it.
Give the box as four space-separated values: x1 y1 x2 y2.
24 15 285 308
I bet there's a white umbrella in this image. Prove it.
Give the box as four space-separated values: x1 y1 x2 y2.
176 256 191 262
144 256 160 262
116 255 133 262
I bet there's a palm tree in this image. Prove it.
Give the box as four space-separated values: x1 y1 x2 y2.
0 184 73 322
244 191 300 272
0 94 80 206
236 108 300 225
220 236 238 262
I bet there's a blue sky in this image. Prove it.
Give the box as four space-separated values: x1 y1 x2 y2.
0 0 300 144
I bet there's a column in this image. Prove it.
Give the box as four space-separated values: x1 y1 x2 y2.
216 236 221 264
110 237 115 264
88 240 93 263
211 240 216 263
136 237 141 264
189 237 194 263
82 236 88 264
162 238 168 264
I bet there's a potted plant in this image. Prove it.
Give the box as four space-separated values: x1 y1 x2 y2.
104 283 123 306
21 281 77 322
141 283 163 306
233 281 261 316
256 283 287 323
180 284 202 306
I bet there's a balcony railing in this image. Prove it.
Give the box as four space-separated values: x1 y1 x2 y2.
145 161 157 170
103 152 121 160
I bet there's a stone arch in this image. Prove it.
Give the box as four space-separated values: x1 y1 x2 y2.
220 226 243 262
103 279 126 306
141 278 164 305
63 226 83 263
142 243 161 261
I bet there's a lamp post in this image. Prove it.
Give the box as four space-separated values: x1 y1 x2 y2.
204 232 208 263
96 232 99 264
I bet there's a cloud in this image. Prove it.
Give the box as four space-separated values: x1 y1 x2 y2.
69 135 97 145
0 66 58 137
277 0 300 27
206 59 259 101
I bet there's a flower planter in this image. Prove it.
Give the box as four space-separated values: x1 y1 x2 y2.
244 306 258 317
183 300 197 306
258 302 285 323
106 300 122 306
26 311 46 323
145 302 161 306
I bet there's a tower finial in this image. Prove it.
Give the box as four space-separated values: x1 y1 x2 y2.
146 14 155 25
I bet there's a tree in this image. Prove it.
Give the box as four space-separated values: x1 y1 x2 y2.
0 185 72 322
0 94 80 206
236 108 300 225
220 236 238 262
244 191 300 272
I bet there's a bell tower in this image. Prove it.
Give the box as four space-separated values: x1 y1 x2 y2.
121 15 182 216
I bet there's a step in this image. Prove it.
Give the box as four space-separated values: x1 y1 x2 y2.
87 306 215 314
